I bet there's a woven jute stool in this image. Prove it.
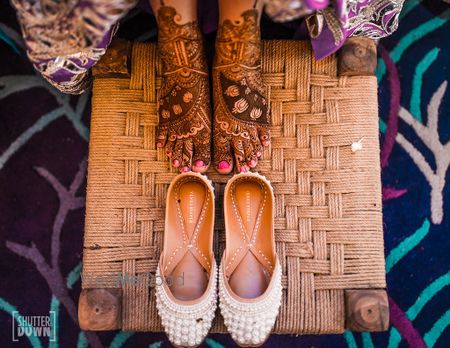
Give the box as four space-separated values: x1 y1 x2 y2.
78 39 388 334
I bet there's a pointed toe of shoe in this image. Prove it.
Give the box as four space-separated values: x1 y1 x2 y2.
219 259 282 347
156 263 218 348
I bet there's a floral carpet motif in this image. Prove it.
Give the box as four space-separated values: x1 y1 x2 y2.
0 1 449 347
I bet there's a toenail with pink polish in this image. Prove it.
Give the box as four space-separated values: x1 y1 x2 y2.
173 159 180 167
157 142 163 148
218 161 231 170
181 166 190 172
249 159 257 168
194 160 204 168
240 166 249 173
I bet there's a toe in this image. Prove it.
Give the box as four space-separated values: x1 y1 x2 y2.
258 126 271 147
180 139 194 172
166 139 176 158
165 132 177 158
244 141 257 168
249 127 263 158
172 140 184 168
233 138 249 173
214 134 233 175
192 143 211 173
254 142 263 158
156 127 168 148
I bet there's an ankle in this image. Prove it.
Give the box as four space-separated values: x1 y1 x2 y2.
158 21 202 44
215 10 261 67
157 22 206 73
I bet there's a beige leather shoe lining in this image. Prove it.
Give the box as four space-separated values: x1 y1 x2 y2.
162 175 214 301
224 175 275 299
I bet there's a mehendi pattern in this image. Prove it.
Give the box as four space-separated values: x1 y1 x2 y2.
156 6 212 172
213 8 270 173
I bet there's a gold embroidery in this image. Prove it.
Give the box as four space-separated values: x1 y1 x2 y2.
11 0 135 93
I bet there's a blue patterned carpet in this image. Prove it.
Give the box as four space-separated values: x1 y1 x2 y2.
1 1 449 347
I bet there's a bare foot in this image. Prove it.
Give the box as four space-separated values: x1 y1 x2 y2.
213 8 270 174
156 6 211 173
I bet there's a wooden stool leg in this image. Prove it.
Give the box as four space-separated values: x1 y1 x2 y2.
338 37 377 76
78 288 122 330
345 289 389 332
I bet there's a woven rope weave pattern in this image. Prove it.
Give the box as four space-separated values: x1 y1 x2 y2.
82 41 385 334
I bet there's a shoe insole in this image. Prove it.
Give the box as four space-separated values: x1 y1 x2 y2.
169 181 208 301
229 181 270 299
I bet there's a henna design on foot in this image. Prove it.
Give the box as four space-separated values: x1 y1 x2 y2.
213 8 270 174
156 6 211 173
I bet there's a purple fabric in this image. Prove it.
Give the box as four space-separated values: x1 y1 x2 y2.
310 25 341 59
40 30 113 84
307 0 402 59
303 0 328 11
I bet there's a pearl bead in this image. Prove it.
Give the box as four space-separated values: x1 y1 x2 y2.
219 259 282 347
155 263 217 348
252 336 261 345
